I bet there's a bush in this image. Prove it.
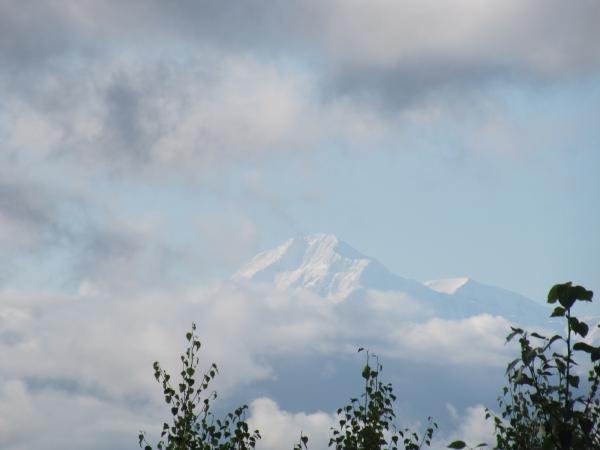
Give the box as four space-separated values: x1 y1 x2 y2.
138 323 260 450
140 282 598 450
453 282 599 450
296 349 436 450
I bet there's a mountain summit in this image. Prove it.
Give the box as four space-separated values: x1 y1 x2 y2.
233 234 420 300
234 233 548 323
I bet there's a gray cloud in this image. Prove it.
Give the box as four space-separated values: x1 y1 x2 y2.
101 76 148 163
0 1 82 72
3 1 599 93
2 0 599 171
0 172 182 290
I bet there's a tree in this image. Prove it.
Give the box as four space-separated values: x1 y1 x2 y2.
138 323 260 450
451 282 600 450
140 282 599 450
297 349 437 450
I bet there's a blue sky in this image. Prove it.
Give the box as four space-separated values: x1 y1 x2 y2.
1 1 600 449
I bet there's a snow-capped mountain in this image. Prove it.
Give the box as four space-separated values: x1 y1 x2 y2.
425 276 549 323
234 233 549 324
233 234 426 300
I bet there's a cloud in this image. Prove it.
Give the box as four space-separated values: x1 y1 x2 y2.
248 399 497 450
4 1 599 95
0 284 338 450
0 172 182 290
2 53 328 172
0 378 148 450
5 1 600 77
248 398 335 450
2 0 599 177
433 404 495 450
0 176 64 253
0 278 521 449
0 281 513 401
0 3 596 449
388 315 514 367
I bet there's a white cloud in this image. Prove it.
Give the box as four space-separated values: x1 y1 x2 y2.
433 404 495 450
388 315 513 366
248 398 335 450
0 279 521 449
0 378 148 450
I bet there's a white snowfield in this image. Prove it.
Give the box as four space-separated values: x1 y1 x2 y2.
234 233 549 324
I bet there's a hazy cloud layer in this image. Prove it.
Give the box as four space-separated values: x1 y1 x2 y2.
2 0 599 173
0 280 517 449
3 1 599 79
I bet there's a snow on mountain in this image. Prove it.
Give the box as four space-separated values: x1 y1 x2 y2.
426 277 549 324
234 234 549 324
425 277 470 294
233 233 425 300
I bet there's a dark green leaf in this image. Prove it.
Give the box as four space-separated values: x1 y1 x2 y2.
548 282 571 304
573 342 595 353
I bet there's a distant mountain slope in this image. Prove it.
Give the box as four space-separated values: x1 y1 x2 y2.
426 277 549 324
234 234 549 324
233 233 425 300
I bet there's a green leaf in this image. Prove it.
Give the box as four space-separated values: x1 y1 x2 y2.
506 327 523 342
550 306 566 317
362 364 370 379
569 318 589 337
548 282 571 304
573 342 595 353
550 282 594 309
505 358 520 374
572 285 593 302
448 441 467 449
580 417 593 434
558 291 577 309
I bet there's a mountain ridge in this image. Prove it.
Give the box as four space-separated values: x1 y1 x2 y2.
233 233 424 300
233 233 548 323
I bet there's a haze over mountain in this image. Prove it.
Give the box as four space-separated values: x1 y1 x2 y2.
234 233 549 325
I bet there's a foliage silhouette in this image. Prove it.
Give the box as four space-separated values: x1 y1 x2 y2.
324 349 436 450
140 282 598 450
138 323 260 450
296 350 436 450
453 281 599 450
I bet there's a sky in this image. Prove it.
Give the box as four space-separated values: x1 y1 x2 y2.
1 1 600 449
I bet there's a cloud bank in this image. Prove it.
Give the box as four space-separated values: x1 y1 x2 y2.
2 0 599 174
0 280 516 449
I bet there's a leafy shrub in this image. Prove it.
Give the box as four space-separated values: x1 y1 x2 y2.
296 349 436 450
452 282 600 450
138 323 260 450
140 282 599 450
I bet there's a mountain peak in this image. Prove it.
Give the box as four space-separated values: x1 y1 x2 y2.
233 234 405 300
425 277 470 294
233 234 547 324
